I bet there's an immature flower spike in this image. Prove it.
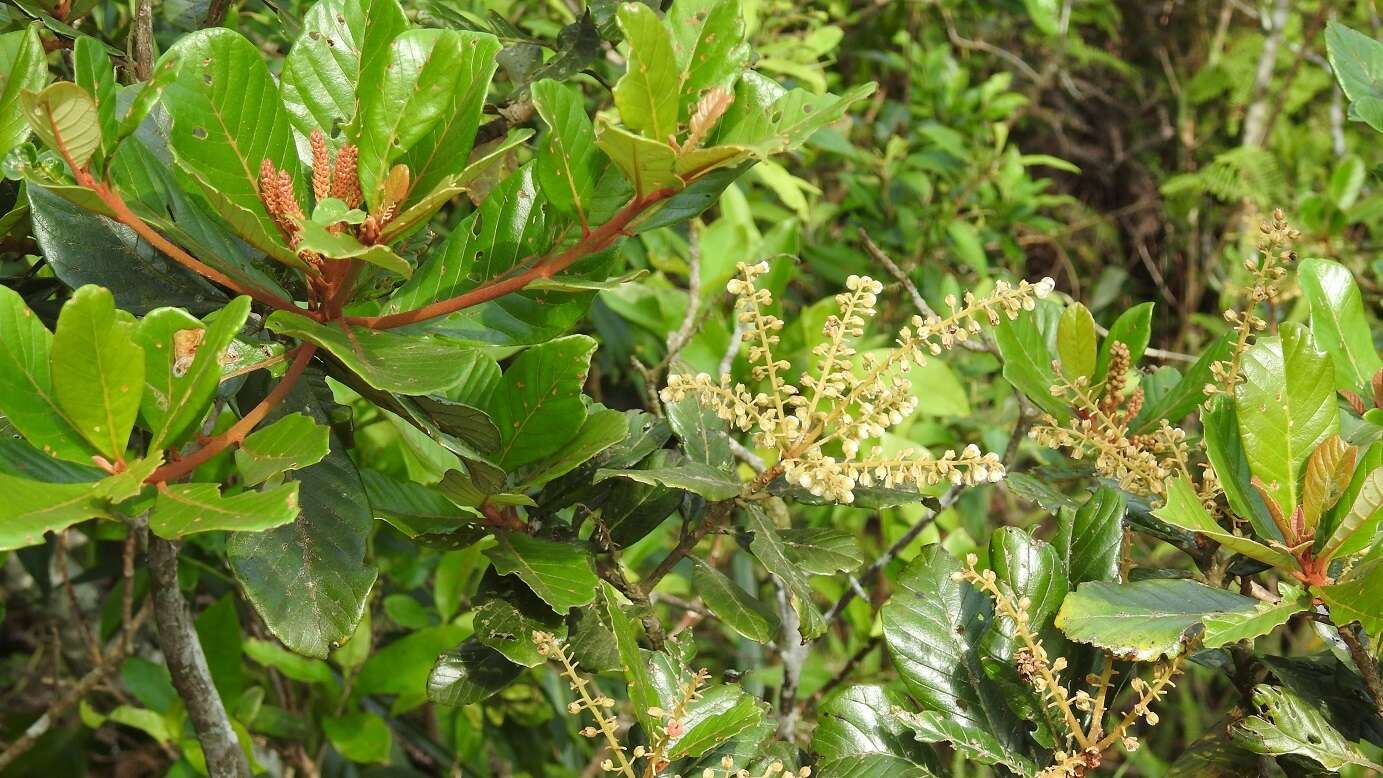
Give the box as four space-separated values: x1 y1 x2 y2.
661 263 1047 503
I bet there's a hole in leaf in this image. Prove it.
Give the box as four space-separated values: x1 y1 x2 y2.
192 127 208 140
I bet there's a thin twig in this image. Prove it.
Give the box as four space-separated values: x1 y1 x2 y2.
202 0 233 28
148 535 250 778
128 0 154 81
663 219 703 362
0 605 150 771
56 532 103 667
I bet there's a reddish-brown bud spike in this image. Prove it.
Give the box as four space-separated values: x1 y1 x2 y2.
331 144 362 209
310 129 332 202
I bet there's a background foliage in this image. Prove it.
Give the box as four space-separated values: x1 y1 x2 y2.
0 0 1379 776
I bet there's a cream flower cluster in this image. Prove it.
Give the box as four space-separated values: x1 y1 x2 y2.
661 262 1055 504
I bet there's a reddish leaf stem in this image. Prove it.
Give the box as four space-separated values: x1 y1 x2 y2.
146 343 317 484
346 189 677 329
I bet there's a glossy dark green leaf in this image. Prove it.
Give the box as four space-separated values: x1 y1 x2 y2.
667 685 766 760
881 546 1029 755
895 708 1037 775
411 395 501 456
595 460 740 501
1050 486 1123 586
266 310 485 395
814 754 942 778
487 335 597 468
359 469 477 541
472 596 565 667
1231 684 1383 771
599 582 660 737
427 639 523 706
982 527 1067 660
150 482 300 538
666 391 733 469
600 450 683 545
27 185 227 315
515 407 627 489
1131 333 1233 433
691 558 778 643
233 412 330 486
485 533 598 613
51 285 143 460
1235 323 1339 517
1055 579 1257 660
994 307 1068 421
228 380 377 658
812 684 940 771
777 528 866 574
745 503 825 639
160 29 305 266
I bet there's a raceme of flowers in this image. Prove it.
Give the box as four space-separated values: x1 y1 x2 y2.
661 261 1055 503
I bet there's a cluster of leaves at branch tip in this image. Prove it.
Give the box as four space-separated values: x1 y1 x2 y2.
662 260 1054 503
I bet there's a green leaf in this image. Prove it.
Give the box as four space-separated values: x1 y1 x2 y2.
1298 258 1382 394
669 0 749 121
983 528 1067 660
532 78 601 221
613 2 679 142
52 285 144 460
777 528 866 574
895 708 1038 775
1153 475 1294 568
161 29 306 267
719 72 875 156
1318 559 1383 634
599 451 683 546
361 469 476 540
744 504 826 639
72 37 116 157
150 482 300 538
279 0 409 142
1054 579 1258 660
292 220 412 277
667 685 766 760
244 637 338 687
1201 583 1310 647
666 391 733 469
234 413 331 486
594 460 740 501
1320 466 1383 561
472 595 565 667
22 82 101 169
0 24 48 159
599 582 660 736
1235 323 1339 517
228 384 377 659
397 31 502 213
595 119 683 198
487 335 597 468
812 685 939 770
485 533 598 613
1050 486 1124 585
0 285 92 462
0 474 110 551
516 407 627 489
322 713 391 765
814 754 942 778
994 308 1067 421
1132 333 1233 433
351 29 499 208
691 558 779 643
1057 303 1096 381
427 639 523 706
139 296 252 449
265 310 485 395
1094 301 1153 381
1203 396 1276 540
387 164 551 314
1326 21 1383 133
1232 684 1383 771
945 220 987 272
